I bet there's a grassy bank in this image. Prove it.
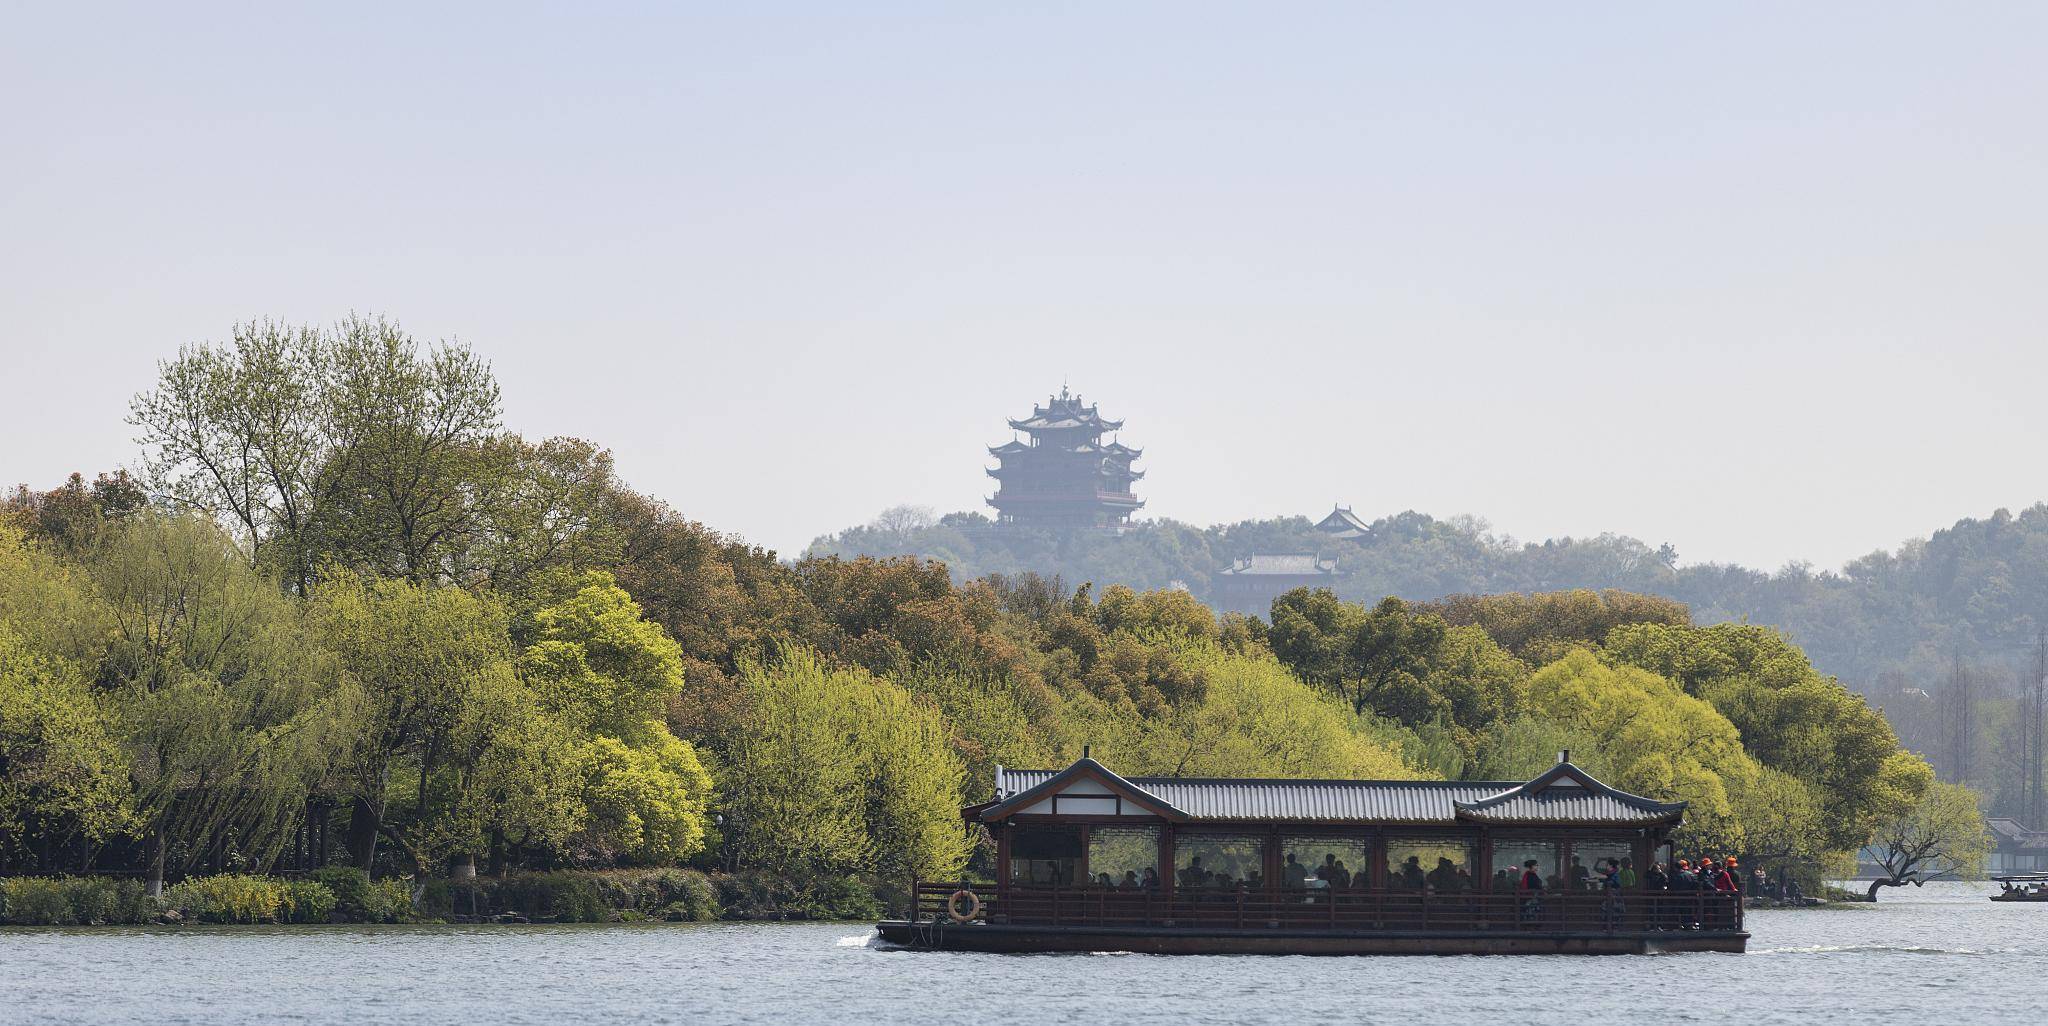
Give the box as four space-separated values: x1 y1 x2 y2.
0 869 901 926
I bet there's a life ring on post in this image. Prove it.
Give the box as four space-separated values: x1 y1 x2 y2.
947 888 982 923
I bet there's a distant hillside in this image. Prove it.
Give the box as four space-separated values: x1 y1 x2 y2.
810 503 2048 693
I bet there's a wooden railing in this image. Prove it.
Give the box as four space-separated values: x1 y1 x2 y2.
913 883 1743 934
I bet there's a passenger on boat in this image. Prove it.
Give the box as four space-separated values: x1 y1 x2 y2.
1284 853 1308 889
1493 868 1512 891
1426 857 1459 894
1400 855 1427 890
1316 854 1336 883
1567 855 1590 891
1330 860 1351 889
1711 858 1738 893
1644 861 1669 891
1178 857 1206 889
1122 870 1140 890
1618 857 1637 889
1095 872 1115 888
1517 859 1545 922
1456 868 1473 892
1672 859 1697 890
1599 860 1625 927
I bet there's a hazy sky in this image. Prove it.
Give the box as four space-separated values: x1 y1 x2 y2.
4 4 2045 570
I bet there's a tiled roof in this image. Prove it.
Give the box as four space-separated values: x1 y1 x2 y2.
1316 506 1372 538
1216 553 1339 576
990 760 1684 826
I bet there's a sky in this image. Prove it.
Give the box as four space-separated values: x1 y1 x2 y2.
3 3 2045 571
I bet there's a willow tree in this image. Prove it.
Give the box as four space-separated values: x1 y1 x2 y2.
90 513 346 893
309 572 532 873
1865 778 1991 900
0 626 134 870
1519 650 1764 853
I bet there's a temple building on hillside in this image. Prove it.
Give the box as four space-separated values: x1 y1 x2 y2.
1316 504 1372 540
1211 553 1342 615
987 388 1144 529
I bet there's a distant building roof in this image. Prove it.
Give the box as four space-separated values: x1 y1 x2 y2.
1216 553 1339 577
983 757 1685 826
1989 817 2048 851
1315 505 1372 539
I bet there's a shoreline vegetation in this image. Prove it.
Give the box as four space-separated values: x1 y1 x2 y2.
0 868 892 926
0 316 1991 923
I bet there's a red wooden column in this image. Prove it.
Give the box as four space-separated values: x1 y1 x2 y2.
995 824 1011 900
1159 825 1176 898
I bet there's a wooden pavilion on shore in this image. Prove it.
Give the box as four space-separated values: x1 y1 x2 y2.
877 754 1747 955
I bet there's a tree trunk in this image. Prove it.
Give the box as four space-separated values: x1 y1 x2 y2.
1866 877 1903 901
349 796 381 872
146 833 167 899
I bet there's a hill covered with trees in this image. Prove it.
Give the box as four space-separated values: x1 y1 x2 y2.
0 316 1974 908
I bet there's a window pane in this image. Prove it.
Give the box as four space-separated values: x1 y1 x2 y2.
1087 826 1161 889
1493 839 1560 892
1174 832 1266 891
1280 836 1371 893
1010 826 1082 886
1570 839 1634 893
1386 836 1475 893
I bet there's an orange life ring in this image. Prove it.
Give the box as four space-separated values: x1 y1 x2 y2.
947 889 981 923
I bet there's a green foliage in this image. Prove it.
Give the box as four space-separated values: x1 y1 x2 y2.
90 513 347 885
164 874 286 923
1518 650 1765 851
0 877 152 925
0 878 78 925
1866 779 1992 896
0 626 135 856
309 866 412 923
1603 621 1917 850
278 879 339 923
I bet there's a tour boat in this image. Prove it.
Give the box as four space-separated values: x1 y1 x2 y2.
876 753 1747 955
1991 874 2048 901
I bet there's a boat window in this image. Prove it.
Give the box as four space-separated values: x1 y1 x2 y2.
1087 826 1160 889
1280 836 1371 892
1009 826 1082 886
1493 839 1561 892
1385 836 1475 893
1569 839 1633 892
1174 832 1265 891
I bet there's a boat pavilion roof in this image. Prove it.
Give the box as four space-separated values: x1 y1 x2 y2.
977 757 1685 828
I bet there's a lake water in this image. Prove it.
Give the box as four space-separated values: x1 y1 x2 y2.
0 882 2036 1025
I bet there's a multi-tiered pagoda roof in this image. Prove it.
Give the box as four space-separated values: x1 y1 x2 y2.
987 388 1144 529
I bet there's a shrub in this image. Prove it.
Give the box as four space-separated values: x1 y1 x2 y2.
308 866 413 922
2 878 76 925
792 875 883 921
278 880 338 923
493 872 608 923
164 874 284 923
366 878 418 923
67 878 152 924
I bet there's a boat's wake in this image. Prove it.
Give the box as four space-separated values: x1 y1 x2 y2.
1749 943 2019 956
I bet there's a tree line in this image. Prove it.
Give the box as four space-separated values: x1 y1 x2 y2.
0 317 1984 900
814 495 2048 819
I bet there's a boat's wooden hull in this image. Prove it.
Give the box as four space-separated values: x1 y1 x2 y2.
874 920 1747 955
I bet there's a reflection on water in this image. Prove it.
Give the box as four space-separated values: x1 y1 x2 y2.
1 882 2039 1026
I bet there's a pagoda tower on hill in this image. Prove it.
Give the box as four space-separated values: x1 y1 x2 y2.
987 387 1144 528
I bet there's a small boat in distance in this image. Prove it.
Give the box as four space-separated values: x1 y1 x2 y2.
876 752 1747 955
1991 874 2048 901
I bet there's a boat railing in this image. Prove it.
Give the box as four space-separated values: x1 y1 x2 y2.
911 881 1743 934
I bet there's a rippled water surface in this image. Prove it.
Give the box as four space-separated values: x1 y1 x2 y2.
1 882 2037 1025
